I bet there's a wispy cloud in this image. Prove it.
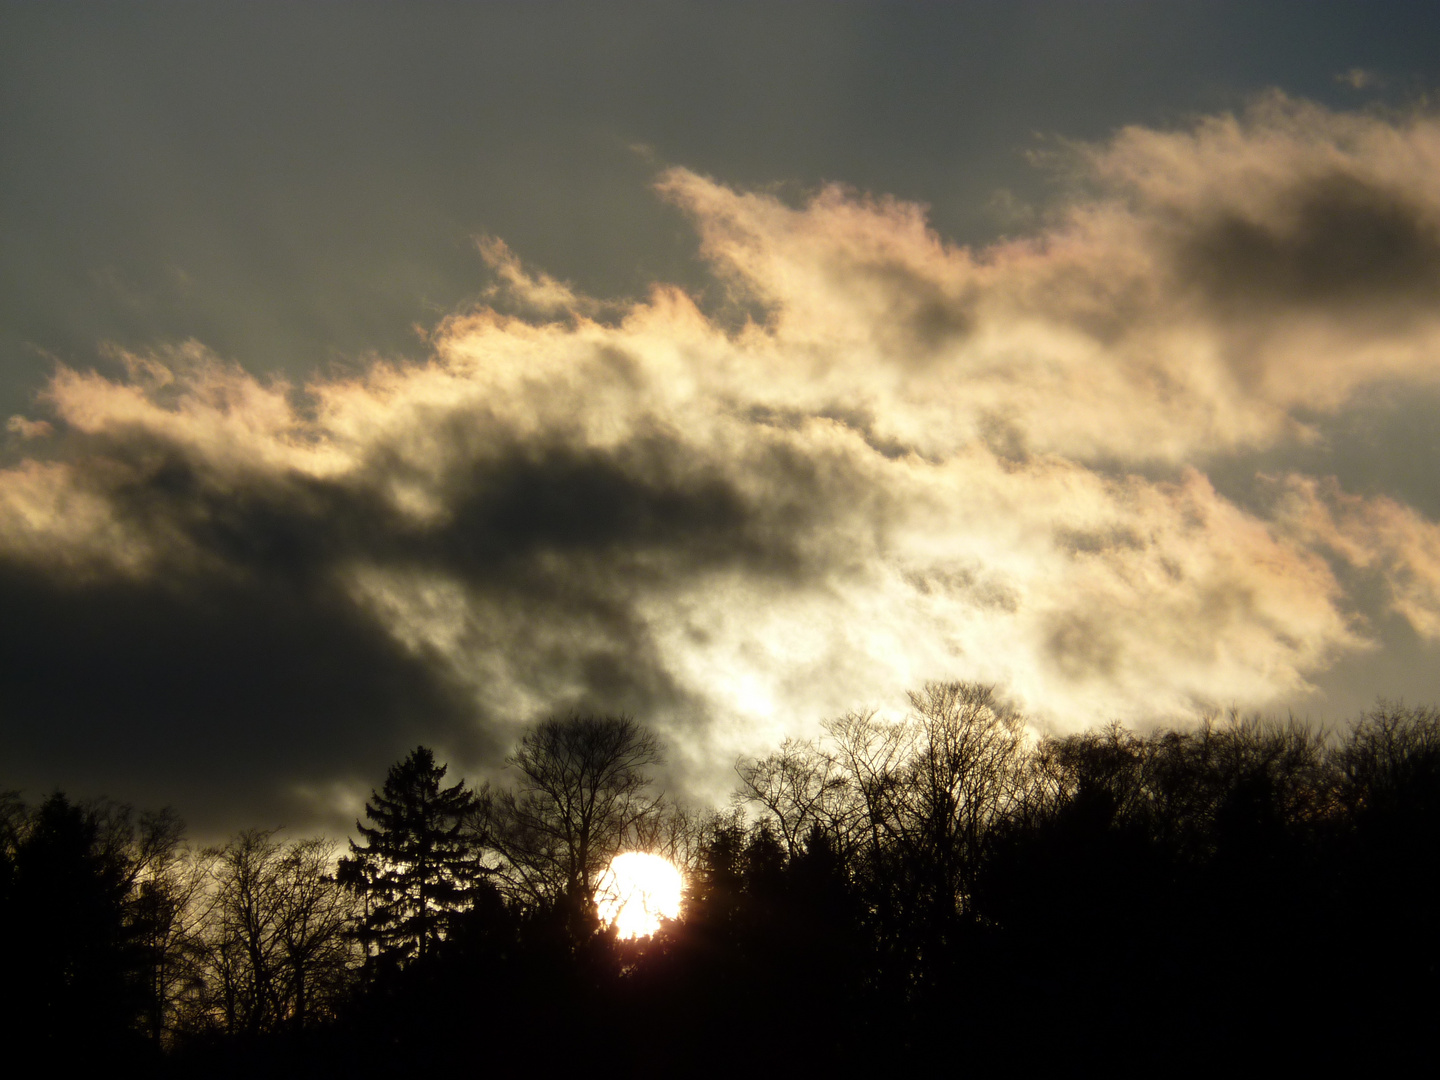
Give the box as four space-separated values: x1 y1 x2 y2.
4 95 1440 820
1337 67 1379 91
475 236 601 317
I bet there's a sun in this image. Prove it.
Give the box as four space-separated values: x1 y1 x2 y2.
594 851 684 939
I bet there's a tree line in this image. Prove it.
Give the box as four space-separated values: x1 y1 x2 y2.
3 688 1438 1068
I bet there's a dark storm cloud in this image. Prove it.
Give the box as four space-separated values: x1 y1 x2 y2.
80 421 797 584
1178 171 1440 315
428 438 808 581
0 550 483 837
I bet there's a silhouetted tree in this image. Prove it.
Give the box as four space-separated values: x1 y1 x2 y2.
737 682 1029 999
196 829 358 1036
342 747 482 969
1331 703 1440 1032
488 714 665 931
127 813 208 1045
2 793 148 1058
735 735 865 859
0 790 22 923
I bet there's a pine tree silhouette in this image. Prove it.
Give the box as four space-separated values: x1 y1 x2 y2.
341 748 481 969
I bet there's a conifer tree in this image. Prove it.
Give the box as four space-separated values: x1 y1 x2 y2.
342 747 481 968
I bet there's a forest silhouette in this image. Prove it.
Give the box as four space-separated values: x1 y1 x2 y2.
3 686 1438 1069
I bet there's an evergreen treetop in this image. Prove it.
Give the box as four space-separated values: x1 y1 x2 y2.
343 747 482 967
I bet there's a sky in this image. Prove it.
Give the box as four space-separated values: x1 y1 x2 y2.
4 2 1440 838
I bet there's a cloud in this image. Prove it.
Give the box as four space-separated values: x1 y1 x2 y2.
6 416 53 440
4 94 1440 827
475 236 600 317
1277 475 1440 640
1337 68 1379 91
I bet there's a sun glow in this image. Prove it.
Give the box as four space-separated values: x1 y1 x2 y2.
594 852 683 939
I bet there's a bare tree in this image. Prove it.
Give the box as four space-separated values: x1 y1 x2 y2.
198 830 358 1035
131 840 209 1044
631 802 710 878
1335 701 1440 818
737 683 1030 937
272 837 357 1028
903 681 1029 907
488 714 666 913
735 736 865 860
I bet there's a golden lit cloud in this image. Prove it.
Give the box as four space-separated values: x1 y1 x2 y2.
4 96 1440 810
